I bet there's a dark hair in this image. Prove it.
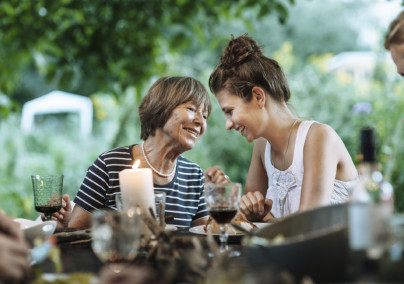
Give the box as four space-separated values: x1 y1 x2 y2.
385 10 404 50
209 34 290 102
139 76 212 140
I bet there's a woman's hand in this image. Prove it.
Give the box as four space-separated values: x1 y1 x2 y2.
0 233 30 283
240 191 274 222
0 210 24 240
204 166 230 184
42 194 72 231
0 212 30 283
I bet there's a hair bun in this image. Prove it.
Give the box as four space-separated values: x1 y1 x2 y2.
220 34 263 68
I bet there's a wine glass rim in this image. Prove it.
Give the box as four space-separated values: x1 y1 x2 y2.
204 182 241 187
31 174 64 178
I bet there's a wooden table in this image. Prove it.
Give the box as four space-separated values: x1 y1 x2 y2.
36 227 404 283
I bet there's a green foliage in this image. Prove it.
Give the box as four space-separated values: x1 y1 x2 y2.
0 0 294 97
1 0 404 219
0 103 113 219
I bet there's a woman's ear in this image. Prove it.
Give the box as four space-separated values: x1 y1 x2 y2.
252 87 266 108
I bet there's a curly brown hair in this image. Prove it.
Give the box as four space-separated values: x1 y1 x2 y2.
385 10 404 50
139 76 211 140
209 34 290 103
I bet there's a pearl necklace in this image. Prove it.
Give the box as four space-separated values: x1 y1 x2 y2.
141 142 177 177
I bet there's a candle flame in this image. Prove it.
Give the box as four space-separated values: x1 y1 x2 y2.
132 159 140 170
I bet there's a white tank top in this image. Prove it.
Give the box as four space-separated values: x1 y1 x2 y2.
265 120 357 218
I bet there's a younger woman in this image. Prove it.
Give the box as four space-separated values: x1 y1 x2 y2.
209 35 358 220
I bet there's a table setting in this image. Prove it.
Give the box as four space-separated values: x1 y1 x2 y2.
21 167 264 283
13 167 404 284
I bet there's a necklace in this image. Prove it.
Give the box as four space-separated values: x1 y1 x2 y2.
271 119 299 170
141 142 177 177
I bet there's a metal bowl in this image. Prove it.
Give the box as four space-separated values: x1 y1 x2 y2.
243 203 351 282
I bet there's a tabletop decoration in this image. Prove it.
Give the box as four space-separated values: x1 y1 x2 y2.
119 160 155 214
134 207 219 283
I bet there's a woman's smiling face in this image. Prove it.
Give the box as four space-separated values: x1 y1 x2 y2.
216 89 259 143
391 43 404 77
162 101 208 150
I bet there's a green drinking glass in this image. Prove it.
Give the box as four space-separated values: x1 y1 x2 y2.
31 174 64 221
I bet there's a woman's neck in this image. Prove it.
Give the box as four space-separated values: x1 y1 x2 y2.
262 102 297 154
133 135 179 182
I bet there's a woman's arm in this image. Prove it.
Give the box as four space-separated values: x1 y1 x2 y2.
241 138 273 221
191 216 209 227
300 123 356 211
245 138 269 195
68 206 92 230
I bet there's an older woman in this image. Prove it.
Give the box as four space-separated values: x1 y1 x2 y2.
209 35 358 221
385 10 404 76
51 76 227 229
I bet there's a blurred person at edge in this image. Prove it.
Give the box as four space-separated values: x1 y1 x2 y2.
0 210 30 284
385 10 404 76
209 35 358 221
45 76 228 231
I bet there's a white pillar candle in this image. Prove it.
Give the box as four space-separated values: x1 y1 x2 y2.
119 161 155 215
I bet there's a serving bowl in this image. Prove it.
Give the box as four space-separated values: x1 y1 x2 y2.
243 203 352 283
14 218 57 245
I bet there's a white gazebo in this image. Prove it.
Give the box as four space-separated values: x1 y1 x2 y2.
326 51 392 83
21 90 93 136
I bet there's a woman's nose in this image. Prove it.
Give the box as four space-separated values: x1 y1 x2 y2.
194 111 204 124
225 118 234 130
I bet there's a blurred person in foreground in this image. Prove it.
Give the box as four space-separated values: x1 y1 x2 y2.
47 76 228 230
385 10 404 76
0 210 30 284
209 35 358 221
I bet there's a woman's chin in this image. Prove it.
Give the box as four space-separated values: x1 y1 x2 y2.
244 135 254 143
181 140 197 151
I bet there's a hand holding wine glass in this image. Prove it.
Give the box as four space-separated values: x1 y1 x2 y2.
204 182 241 256
31 174 63 221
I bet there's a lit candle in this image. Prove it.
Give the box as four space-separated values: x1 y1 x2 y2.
119 160 155 215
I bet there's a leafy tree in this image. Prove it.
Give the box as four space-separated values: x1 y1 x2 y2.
0 0 296 147
0 0 295 97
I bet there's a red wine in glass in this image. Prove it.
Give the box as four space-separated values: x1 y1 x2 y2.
204 182 242 256
209 207 237 224
35 205 62 215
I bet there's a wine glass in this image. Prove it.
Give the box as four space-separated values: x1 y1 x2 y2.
91 208 141 272
31 174 63 221
204 182 242 256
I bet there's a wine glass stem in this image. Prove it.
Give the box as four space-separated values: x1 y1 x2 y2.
219 224 229 253
44 213 52 221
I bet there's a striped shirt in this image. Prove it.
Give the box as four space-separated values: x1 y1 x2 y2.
74 145 208 227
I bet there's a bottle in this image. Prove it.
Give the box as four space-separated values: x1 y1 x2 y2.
348 127 394 258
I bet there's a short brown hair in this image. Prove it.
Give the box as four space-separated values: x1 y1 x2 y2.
139 76 212 140
385 10 404 50
209 34 290 103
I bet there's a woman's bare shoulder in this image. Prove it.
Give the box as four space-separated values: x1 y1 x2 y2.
305 122 348 157
307 122 340 142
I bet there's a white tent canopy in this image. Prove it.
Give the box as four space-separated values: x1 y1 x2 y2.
21 90 93 136
326 51 392 83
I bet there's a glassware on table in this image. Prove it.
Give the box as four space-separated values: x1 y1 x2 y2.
31 174 64 221
154 191 166 226
204 182 242 256
115 192 123 211
91 208 141 272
